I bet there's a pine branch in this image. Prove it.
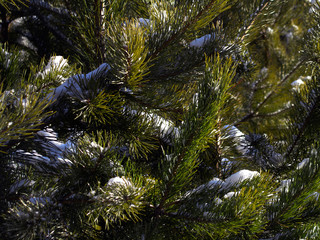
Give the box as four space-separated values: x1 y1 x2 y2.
252 105 291 118
235 60 304 125
156 133 194 214
29 0 69 17
284 93 320 159
265 158 320 233
150 0 220 59
239 0 270 42
122 92 183 115
35 12 74 48
94 0 104 64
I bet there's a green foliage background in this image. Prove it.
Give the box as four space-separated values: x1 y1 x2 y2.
1 0 320 239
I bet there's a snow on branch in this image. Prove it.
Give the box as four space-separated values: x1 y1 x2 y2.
29 0 69 17
48 63 110 100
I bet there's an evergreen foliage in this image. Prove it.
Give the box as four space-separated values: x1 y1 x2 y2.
1 0 320 239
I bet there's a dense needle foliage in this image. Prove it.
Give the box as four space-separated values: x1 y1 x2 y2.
1 0 320 239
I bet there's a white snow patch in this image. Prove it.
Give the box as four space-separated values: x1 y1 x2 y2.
138 18 150 27
40 56 68 81
29 197 52 205
185 178 224 198
223 191 237 199
44 56 68 72
214 197 223 205
221 158 233 169
107 176 132 187
297 158 310 169
190 34 212 48
308 0 317 5
148 112 179 139
291 79 305 87
303 76 312 81
207 178 225 188
224 169 259 187
226 125 245 139
49 63 110 100
266 27 274 35
9 179 35 194
18 36 37 52
37 129 57 140
224 125 248 154
0 48 13 68
276 179 292 193
56 157 73 165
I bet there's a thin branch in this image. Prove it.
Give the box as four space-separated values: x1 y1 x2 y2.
235 60 304 125
240 0 270 42
284 97 319 159
0 5 9 44
150 0 218 59
156 151 186 214
36 13 74 48
29 0 69 17
254 106 291 118
162 210 230 224
265 162 320 233
123 92 184 115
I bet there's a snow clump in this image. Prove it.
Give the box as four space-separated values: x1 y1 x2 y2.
291 78 305 89
223 191 238 199
224 125 249 154
138 18 150 27
224 169 260 188
49 63 110 100
276 179 292 193
297 158 310 170
190 34 212 48
107 176 132 187
43 56 68 74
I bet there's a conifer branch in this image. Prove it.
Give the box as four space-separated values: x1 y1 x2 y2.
284 97 319 159
94 0 104 64
29 0 69 17
240 0 270 42
150 0 218 59
163 211 227 224
265 160 320 233
156 137 191 214
235 60 304 125
251 106 291 118
36 13 74 48
123 92 183 114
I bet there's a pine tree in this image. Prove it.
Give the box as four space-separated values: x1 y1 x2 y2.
1 0 320 239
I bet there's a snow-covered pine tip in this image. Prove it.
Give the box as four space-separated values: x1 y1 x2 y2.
223 191 238 199
184 178 224 198
224 169 260 188
291 78 305 90
190 34 212 48
29 197 52 205
297 158 310 170
223 125 249 154
37 128 58 141
138 18 150 27
44 56 68 73
48 63 110 100
276 179 292 193
107 176 132 187
9 179 35 194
